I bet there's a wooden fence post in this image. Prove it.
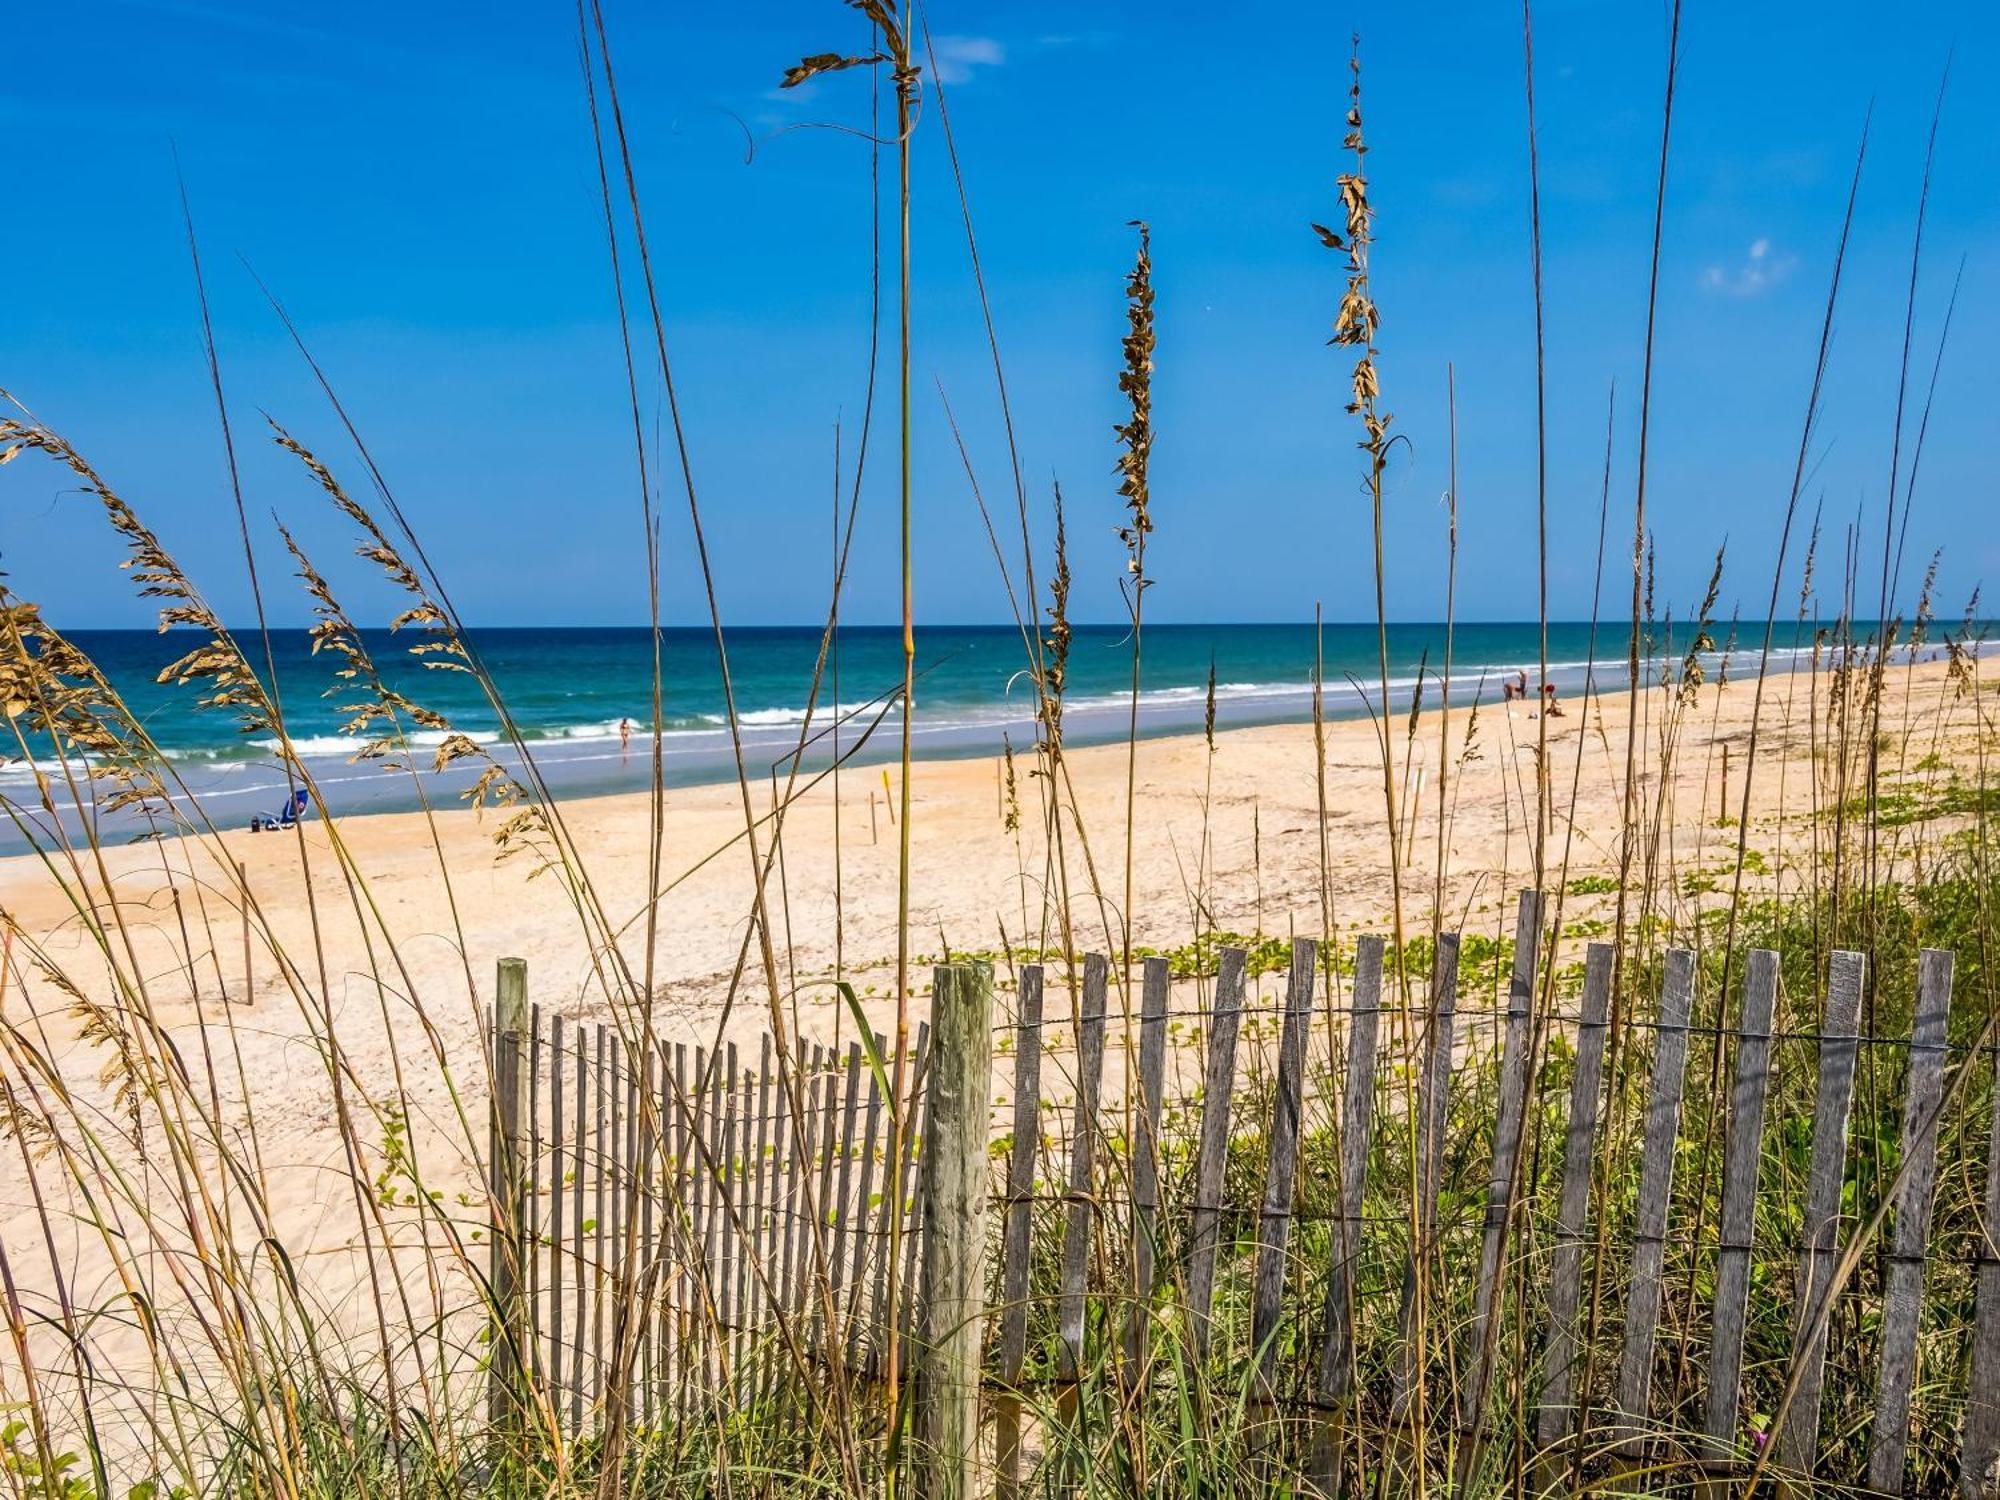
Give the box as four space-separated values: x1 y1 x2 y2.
914 961 994 1500
488 956 530 1429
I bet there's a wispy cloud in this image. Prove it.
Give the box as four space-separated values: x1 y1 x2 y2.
928 34 1005 85
1701 237 1797 297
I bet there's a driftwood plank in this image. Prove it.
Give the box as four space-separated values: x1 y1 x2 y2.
1962 1020 2000 1499
1460 889 1545 1440
1615 946 1696 1447
1775 949 1865 1473
996 964 1045 1498
1868 948 1956 1494
1058 954 1111 1383
1251 937 1318 1400
1127 955 1171 1369
1534 940 1614 1451
1391 931 1462 1420
1702 947 1779 1445
1186 946 1248 1359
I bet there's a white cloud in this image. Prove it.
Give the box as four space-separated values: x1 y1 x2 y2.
929 34 1005 85
1701 237 1797 297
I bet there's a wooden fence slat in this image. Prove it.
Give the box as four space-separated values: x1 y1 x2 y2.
896 1023 934 1350
1533 941 1613 1452
671 1042 693 1410
528 1002 543 1388
636 1042 656 1427
571 1026 590 1429
1461 889 1545 1442
996 964 1045 1498
747 1037 775 1396
1391 931 1462 1419
1186 946 1247 1359
811 1045 844 1358
1252 937 1318 1400
848 1038 887 1370
549 1013 566 1419
1702 946 1780 1446
759 1040 797 1405
592 1024 609 1411
1868 948 1956 1494
1127 955 1171 1370
1058 954 1111 1384
1318 933 1385 1406
829 1042 865 1364
780 1045 824 1387
1615 945 1696 1448
1775 949 1865 1473
1962 1018 2000 1498
623 1036 642 1422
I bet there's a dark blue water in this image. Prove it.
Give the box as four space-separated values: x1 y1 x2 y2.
0 621 1844 849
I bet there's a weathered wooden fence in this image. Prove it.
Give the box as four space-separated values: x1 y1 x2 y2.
485 889 2000 1496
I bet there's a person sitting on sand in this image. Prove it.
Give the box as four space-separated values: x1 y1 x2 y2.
1541 681 1564 717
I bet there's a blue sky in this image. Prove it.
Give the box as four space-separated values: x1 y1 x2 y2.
4 0 1995 630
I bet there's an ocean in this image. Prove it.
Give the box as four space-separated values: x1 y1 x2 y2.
0 620 1868 851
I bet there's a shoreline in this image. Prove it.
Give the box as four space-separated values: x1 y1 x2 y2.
3 653 1984 1013
2 632 1952 858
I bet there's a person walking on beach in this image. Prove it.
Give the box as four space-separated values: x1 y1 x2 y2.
618 716 632 761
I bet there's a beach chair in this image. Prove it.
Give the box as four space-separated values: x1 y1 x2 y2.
250 788 311 832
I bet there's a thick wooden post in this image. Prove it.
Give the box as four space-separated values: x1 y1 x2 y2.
914 962 994 1500
488 956 530 1429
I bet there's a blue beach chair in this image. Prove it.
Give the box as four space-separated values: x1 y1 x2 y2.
250 788 311 832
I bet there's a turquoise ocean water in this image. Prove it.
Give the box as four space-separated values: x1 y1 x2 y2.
0 621 1865 849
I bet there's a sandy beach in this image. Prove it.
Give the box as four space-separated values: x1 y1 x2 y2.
0 651 1988 1455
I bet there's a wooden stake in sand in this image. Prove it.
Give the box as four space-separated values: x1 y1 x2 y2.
237 859 253 1006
